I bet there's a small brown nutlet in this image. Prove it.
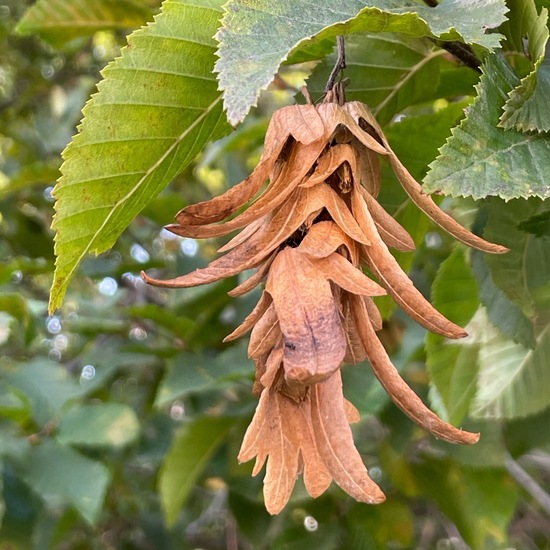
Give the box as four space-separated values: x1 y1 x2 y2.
142 97 505 514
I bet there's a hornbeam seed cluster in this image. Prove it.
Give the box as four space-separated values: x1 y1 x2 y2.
143 93 507 514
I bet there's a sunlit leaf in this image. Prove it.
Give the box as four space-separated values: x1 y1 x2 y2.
49 0 231 313
424 53 550 200
216 0 507 124
20 440 110 525
16 0 153 48
57 403 140 449
471 312 550 419
159 415 235 527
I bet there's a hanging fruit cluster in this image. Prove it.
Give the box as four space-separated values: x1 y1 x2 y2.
142 86 507 514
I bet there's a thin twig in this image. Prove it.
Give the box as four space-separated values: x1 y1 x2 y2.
522 450 550 473
505 453 550 517
325 35 346 93
435 39 483 73
301 85 313 105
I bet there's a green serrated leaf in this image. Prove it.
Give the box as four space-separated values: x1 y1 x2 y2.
15 0 154 48
49 0 232 314
471 249 536 349
19 440 110 525
216 0 507 124
159 415 235 527
499 1 550 132
471 310 550 419
57 403 140 449
426 248 480 425
424 53 550 200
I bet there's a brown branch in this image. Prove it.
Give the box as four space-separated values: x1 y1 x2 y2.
435 39 483 73
325 36 346 93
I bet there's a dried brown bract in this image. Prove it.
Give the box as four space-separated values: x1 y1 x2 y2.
142 91 507 513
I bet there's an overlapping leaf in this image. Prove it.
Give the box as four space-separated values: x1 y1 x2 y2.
16 0 154 48
216 0 507 124
49 0 231 313
499 1 550 132
424 53 550 200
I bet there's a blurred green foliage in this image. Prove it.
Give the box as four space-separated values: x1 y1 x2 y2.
1 1 550 549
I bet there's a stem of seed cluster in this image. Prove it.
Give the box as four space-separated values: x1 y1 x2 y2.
325 36 346 93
